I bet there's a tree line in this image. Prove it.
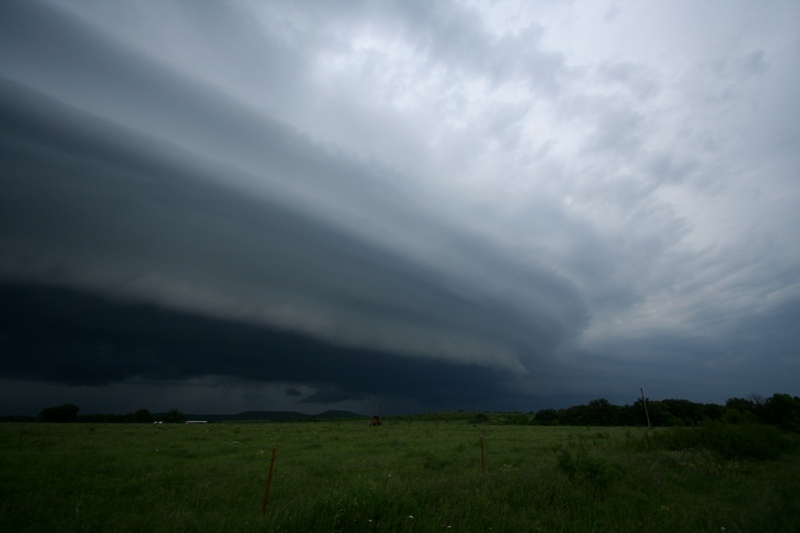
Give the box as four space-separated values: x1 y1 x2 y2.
11 392 800 431
524 393 800 430
33 404 186 424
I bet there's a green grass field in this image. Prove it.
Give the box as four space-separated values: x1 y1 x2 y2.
1 419 798 532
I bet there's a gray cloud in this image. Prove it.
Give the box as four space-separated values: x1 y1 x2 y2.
1 0 798 415
1 78 586 370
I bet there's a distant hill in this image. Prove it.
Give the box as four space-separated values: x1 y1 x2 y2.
314 410 366 419
177 410 365 422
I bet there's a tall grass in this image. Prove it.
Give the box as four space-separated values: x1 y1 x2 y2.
1 420 798 531
652 422 796 460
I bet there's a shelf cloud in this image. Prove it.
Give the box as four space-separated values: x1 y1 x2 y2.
2 0 799 415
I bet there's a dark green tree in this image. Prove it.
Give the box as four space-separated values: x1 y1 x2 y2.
38 403 79 423
585 398 620 426
702 403 725 422
632 398 671 426
534 408 559 425
760 393 800 430
471 412 490 424
507 413 531 425
164 409 185 424
661 398 704 425
130 409 153 423
558 404 590 425
725 397 754 411
723 397 758 424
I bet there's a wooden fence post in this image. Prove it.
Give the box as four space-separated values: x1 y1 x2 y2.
262 444 278 514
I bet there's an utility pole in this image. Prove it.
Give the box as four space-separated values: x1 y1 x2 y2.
640 387 651 429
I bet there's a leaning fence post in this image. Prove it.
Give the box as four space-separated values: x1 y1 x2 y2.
262 444 278 514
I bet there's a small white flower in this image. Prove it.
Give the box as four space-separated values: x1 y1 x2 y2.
408 515 414 519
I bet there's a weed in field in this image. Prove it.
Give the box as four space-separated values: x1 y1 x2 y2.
552 438 618 488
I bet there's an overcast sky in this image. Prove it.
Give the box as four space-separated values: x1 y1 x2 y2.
2 0 799 417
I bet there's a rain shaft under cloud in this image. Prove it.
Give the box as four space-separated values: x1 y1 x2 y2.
1 0 799 415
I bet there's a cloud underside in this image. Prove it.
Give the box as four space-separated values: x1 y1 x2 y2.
0 282 517 404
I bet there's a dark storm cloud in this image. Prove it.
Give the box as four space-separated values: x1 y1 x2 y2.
0 77 585 371
0 282 512 405
0 32 594 417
